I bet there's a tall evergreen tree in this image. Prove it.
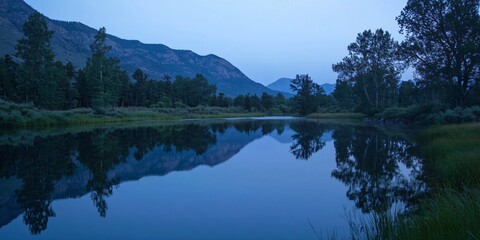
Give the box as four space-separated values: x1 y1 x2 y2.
75 69 90 108
16 12 55 107
0 55 18 101
84 27 122 109
261 92 274 110
132 68 147 107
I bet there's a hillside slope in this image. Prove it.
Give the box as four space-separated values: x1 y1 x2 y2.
0 0 281 96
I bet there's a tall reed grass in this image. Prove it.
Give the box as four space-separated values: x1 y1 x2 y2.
354 124 480 240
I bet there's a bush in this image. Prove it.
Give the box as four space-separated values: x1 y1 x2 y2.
427 106 480 125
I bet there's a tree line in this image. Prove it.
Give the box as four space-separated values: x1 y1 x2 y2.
3 0 478 118
0 12 292 113
330 0 480 114
287 0 480 117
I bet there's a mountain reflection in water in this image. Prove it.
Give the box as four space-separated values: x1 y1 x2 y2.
0 119 427 238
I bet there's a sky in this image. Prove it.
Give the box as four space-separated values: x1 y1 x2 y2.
24 0 408 85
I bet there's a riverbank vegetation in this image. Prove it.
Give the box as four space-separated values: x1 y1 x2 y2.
352 123 480 240
327 0 480 124
0 99 269 128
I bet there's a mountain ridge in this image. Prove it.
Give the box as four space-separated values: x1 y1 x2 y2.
0 0 285 97
267 78 336 95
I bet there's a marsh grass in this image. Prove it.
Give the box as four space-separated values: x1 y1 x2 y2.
357 190 480 240
420 123 480 188
353 124 480 240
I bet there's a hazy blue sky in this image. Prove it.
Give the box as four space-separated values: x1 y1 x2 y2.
24 0 408 85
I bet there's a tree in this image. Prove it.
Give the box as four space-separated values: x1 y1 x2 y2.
332 79 355 109
234 95 246 109
132 68 147 106
261 92 275 110
333 29 403 113
274 93 286 106
0 55 18 101
398 80 419 106
16 12 55 107
84 27 122 110
397 0 480 107
290 74 325 115
173 74 216 107
75 69 90 108
50 61 70 109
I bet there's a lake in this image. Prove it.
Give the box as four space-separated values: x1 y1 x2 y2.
0 117 427 239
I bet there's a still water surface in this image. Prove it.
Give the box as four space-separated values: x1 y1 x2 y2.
0 118 426 239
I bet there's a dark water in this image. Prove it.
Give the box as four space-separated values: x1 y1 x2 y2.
0 118 427 239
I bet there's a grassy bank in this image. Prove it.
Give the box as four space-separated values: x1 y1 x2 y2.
0 101 267 128
361 123 480 240
420 123 480 188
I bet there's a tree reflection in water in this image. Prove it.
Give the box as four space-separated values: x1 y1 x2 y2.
11 135 75 234
289 121 327 160
0 120 427 235
331 126 426 214
0 123 220 234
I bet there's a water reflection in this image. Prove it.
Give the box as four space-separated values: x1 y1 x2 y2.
289 121 327 160
331 126 426 213
0 119 427 236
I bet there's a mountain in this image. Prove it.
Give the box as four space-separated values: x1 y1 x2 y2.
267 78 296 95
267 78 336 95
0 0 282 97
321 83 336 95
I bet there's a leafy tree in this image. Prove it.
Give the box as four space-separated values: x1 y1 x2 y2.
397 0 480 106
84 27 122 109
290 74 325 115
333 29 403 113
16 12 55 107
332 79 355 109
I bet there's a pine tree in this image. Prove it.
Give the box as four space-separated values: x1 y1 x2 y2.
0 55 18 101
16 12 55 107
84 27 122 110
132 68 147 107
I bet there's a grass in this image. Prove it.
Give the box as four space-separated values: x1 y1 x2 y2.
0 100 267 129
419 123 480 188
356 123 480 240
359 190 480 240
